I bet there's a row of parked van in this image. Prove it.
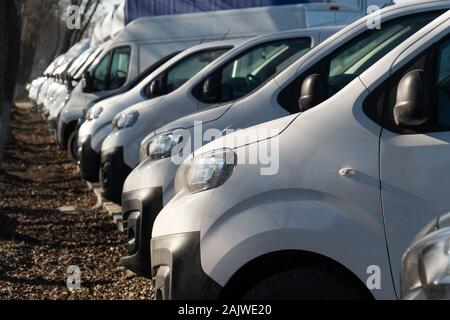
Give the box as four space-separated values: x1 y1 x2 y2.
28 1 450 300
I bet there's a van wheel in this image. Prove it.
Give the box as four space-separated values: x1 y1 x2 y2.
67 131 78 162
243 268 369 300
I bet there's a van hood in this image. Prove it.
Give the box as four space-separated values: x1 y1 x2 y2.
193 113 300 157
116 96 166 118
94 89 144 123
155 103 233 134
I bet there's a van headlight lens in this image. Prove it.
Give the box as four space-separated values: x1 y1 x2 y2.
401 228 450 300
174 148 237 195
87 106 103 120
145 129 186 161
113 111 139 130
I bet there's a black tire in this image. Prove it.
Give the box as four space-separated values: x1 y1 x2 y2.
243 268 369 300
67 130 78 162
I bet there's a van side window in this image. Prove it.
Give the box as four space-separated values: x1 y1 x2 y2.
278 12 443 114
92 46 131 92
193 37 312 104
436 39 450 126
144 48 230 99
93 54 110 91
109 47 131 90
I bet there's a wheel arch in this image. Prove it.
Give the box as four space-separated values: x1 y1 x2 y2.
62 120 78 150
219 249 374 300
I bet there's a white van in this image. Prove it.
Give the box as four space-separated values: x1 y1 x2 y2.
401 213 450 300
150 8 450 300
77 41 242 183
58 3 328 160
28 56 65 102
46 46 109 131
56 41 113 153
90 27 335 204
36 55 75 106
120 2 449 278
38 40 90 110
44 47 97 128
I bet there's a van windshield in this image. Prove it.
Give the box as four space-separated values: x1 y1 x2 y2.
74 47 105 80
328 13 441 96
219 38 311 102
278 12 444 114
164 48 230 93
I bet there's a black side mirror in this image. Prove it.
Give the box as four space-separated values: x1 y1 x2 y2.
393 69 429 127
82 71 95 93
203 76 220 102
147 79 162 98
66 74 73 90
299 74 324 112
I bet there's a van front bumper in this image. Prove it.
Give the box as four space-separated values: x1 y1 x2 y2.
120 187 163 278
79 136 100 182
151 232 223 300
100 147 132 204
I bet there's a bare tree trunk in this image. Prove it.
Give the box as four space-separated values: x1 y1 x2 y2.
15 0 59 97
0 0 21 165
0 0 20 239
75 0 100 42
51 5 63 60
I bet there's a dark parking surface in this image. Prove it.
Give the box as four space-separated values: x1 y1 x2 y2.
0 102 153 300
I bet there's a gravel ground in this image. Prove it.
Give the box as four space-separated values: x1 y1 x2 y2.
0 102 154 300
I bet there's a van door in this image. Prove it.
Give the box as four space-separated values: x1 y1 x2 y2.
380 35 450 293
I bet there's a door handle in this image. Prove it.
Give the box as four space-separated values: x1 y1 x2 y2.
339 167 357 177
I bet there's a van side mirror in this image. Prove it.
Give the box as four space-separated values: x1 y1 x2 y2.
82 71 95 93
394 69 429 127
66 74 74 90
203 76 220 102
299 74 324 112
147 79 162 98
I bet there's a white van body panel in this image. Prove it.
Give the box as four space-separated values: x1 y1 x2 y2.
47 85 69 119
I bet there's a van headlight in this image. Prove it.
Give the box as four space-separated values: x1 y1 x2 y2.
113 111 139 130
401 228 450 300
144 129 186 161
87 106 103 120
174 148 237 195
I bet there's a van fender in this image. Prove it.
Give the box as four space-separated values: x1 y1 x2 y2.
200 191 397 300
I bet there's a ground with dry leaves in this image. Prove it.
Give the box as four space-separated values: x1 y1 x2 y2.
0 102 153 300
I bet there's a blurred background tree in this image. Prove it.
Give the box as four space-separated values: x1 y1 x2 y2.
15 0 104 97
59 0 102 53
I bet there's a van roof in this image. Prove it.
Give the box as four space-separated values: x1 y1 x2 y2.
243 25 344 43
111 3 318 44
